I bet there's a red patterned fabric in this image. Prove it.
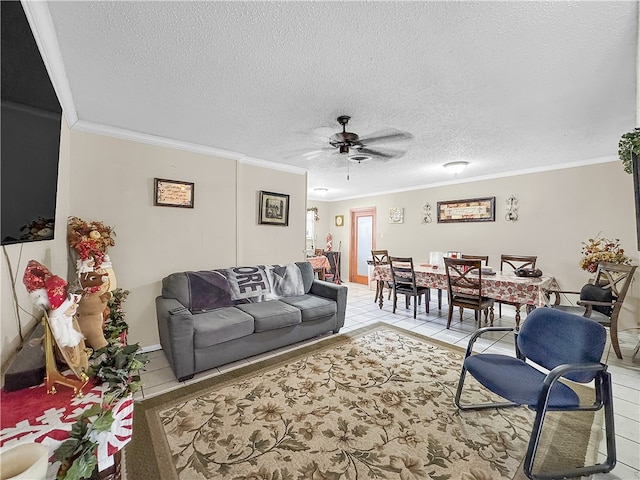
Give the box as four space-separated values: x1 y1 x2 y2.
44 275 68 309
0 380 133 473
22 260 52 292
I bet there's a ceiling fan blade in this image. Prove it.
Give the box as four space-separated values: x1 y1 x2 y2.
283 146 335 160
359 129 413 145
357 147 406 159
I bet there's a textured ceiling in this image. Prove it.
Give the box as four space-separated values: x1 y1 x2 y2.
34 1 638 200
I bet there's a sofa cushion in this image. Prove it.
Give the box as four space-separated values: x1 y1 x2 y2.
280 294 337 322
295 262 314 294
237 300 301 332
193 307 255 349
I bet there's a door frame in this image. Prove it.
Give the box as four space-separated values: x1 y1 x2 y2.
349 207 376 284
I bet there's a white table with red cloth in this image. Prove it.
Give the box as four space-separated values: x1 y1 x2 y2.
0 380 133 479
307 255 331 280
372 263 558 328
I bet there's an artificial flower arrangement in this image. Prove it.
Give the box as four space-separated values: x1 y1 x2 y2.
579 234 630 273
67 216 116 269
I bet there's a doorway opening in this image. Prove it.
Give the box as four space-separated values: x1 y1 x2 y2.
349 207 376 285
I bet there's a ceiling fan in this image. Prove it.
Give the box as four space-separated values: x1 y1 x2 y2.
327 115 413 162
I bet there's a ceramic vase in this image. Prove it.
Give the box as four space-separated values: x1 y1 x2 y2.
0 443 49 480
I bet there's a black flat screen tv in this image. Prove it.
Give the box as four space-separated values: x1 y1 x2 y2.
1 101 61 245
1 1 62 246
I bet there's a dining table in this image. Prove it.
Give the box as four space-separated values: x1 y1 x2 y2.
372 263 558 329
307 255 331 281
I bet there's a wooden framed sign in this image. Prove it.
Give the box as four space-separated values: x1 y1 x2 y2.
437 197 495 223
154 178 194 208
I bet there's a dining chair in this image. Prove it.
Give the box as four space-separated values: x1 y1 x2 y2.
389 256 430 319
461 254 489 266
323 251 341 284
454 307 616 480
498 254 538 318
548 261 637 359
371 249 392 304
444 257 494 328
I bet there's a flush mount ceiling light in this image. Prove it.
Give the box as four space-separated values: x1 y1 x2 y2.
443 161 469 173
313 187 329 193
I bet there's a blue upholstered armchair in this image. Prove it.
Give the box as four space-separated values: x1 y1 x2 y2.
454 307 616 480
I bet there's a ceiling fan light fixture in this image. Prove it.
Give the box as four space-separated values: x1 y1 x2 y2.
443 161 469 173
349 154 372 164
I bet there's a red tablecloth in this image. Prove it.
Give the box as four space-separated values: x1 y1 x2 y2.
1 380 133 477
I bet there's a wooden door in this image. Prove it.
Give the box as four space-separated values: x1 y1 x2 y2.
349 207 376 284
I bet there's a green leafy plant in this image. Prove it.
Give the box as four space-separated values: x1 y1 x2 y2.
618 127 640 174
55 287 149 479
104 288 130 341
55 405 114 480
90 342 148 406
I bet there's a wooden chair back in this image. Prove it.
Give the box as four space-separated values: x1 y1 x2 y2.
500 254 537 272
389 256 418 291
462 254 489 266
444 257 483 300
371 249 390 266
592 262 637 321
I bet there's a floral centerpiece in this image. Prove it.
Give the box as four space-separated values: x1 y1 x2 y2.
580 234 630 273
67 216 116 270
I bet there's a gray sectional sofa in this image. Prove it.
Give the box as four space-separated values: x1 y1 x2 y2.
156 261 348 381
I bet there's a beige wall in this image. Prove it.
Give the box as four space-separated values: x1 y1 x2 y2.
1 124 308 364
322 162 640 332
237 163 307 265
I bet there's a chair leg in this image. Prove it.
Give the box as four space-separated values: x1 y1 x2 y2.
609 319 623 359
392 292 397 314
523 372 616 480
459 306 463 322
446 305 454 328
437 289 442 309
498 303 502 318
413 295 417 319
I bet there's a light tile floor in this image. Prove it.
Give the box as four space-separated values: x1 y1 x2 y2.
139 282 640 479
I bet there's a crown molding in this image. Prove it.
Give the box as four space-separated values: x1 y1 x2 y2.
239 156 306 175
312 156 619 202
21 0 78 127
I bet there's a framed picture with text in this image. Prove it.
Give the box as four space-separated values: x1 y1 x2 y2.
154 178 194 208
437 197 495 223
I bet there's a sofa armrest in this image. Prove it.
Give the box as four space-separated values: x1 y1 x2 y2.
310 280 348 331
156 296 195 380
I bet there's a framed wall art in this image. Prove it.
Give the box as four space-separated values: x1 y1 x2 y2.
335 215 344 227
389 208 404 224
154 178 194 208
259 191 290 226
437 197 495 223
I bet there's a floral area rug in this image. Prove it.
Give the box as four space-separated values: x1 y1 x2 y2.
125 323 600 480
